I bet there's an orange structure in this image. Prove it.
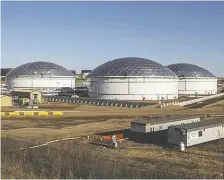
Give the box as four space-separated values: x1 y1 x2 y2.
103 134 124 141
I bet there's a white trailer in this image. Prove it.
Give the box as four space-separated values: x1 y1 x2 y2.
131 116 200 133
168 119 224 147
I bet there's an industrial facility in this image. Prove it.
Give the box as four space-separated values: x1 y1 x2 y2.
87 57 179 100
6 61 75 94
4 60 219 100
131 116 201 133
167 63 217 95
131 116 224 148
168 119 224 147
1 89 43 107
10 89 43 107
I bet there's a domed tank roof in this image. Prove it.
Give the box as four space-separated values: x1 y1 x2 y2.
6 61 74 77
88 57 177 77
167 63 216 78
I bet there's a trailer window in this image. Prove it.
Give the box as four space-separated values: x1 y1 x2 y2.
198 131 202 137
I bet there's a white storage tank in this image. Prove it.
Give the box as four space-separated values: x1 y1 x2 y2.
167 63 217 95
87 57 179 100
6 61 75 92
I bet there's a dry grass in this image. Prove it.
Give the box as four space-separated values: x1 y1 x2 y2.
1 136 223 179
116 141 223 177
2 101 224 142
1 160 37 179
1 118 131 143
1 138 171 179
1 102 224 178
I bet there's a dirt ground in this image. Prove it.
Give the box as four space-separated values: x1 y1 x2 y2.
1 100 224 178
1 100 224 141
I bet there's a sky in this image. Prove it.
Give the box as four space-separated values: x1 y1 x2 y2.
1 1 224 77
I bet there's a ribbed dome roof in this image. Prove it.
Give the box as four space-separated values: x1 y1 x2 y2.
6 61 74 77
167 63 216 78
88 57 177 77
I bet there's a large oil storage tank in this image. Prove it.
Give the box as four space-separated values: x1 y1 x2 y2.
87 57 178 100
167 63 217 95
6 61 75 92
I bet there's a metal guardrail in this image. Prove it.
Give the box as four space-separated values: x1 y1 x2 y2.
43 96 155 108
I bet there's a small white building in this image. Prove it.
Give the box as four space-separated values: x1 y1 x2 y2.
168 119 224 147
167 63 217 95
131 116 200 133
87 57 179 100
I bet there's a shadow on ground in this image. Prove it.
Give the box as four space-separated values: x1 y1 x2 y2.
96 129 169 148
96 129 224 158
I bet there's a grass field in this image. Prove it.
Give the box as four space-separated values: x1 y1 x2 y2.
1 100 224 178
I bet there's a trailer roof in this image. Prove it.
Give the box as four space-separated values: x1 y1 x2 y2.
170 119 224 132
131 115 200 126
